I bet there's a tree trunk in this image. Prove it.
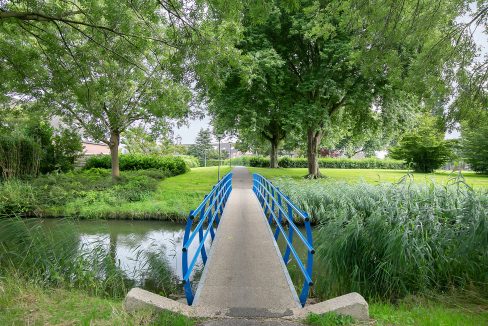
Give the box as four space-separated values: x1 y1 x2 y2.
109 131 120 180
270 138 279 168
307 128 323 178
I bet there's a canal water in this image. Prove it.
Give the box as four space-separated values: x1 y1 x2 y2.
39 219 321 298
41 219 208 296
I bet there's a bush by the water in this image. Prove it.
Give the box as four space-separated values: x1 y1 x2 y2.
84 154 189 175
274 176 488 301
245 156 406 169
0 169 167 218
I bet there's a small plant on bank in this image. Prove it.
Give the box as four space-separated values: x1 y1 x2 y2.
306 312 355 326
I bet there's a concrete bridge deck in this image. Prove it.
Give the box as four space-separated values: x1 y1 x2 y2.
193 167 300 317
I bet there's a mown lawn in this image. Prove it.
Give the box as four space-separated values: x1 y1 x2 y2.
249 167 488 188
150 166 232 218
61 166 232 221
0 166 232 221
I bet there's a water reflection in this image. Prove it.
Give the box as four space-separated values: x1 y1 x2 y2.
43 219 209 295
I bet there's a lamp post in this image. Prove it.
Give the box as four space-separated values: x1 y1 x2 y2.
229 142 232 168
216 134 223 182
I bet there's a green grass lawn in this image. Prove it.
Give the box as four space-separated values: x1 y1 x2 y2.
248 167 488 188
148 166 232 218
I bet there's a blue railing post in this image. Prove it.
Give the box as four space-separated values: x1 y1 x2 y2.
182 172 233 306
252 173 314 307
274 191 283 240
283 202 294 264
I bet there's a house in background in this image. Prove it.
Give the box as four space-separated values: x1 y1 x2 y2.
82 141 110 155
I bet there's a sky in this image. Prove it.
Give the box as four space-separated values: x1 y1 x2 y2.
173 5 487 144
174 115 211 144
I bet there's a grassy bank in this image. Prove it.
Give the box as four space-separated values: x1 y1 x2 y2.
249 167 488 188
0 166 231 221
0 277 195 325
307 293 488 325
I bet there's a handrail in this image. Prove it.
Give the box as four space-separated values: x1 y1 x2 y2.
252 173 314 307
182 172 233 305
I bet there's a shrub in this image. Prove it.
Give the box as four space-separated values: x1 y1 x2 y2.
84 154 189 176
0 180 38 216
178 155 200 168
0 169 166 217
245 156 406 169
462 123 488 173
249 156 272 167
0 134 41 179
275 177 488 301
389 115 452 173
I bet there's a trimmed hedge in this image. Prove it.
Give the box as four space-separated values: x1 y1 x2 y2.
244 156 406 169
84 154 189 176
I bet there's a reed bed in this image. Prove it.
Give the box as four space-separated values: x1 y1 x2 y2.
275 176 488 301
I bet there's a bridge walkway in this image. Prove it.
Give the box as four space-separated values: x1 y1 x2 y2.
193 167 300 318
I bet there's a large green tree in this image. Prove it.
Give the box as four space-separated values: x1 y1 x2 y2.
0 0 193 179
201 0 480 178
209 48 296 168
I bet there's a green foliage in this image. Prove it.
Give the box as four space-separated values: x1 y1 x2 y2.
275 177 488 301
51 129 83 172
187 129 220 165
0 1 193 177
245 156 406 169
0 180 38 215
0 169 163 217
84 154 189 175
0 110 83 177
204 0 468 176
462 122 488 173
389 115 452 173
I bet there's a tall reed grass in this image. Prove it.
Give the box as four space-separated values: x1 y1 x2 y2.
275 176 488 301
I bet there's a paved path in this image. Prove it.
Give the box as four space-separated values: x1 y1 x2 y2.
194 167 299 318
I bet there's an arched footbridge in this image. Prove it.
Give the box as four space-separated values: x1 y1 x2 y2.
181 167 314 318
125 167 369 322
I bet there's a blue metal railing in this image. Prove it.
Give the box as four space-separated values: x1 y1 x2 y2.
181 172 233 305
252 173 314 307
